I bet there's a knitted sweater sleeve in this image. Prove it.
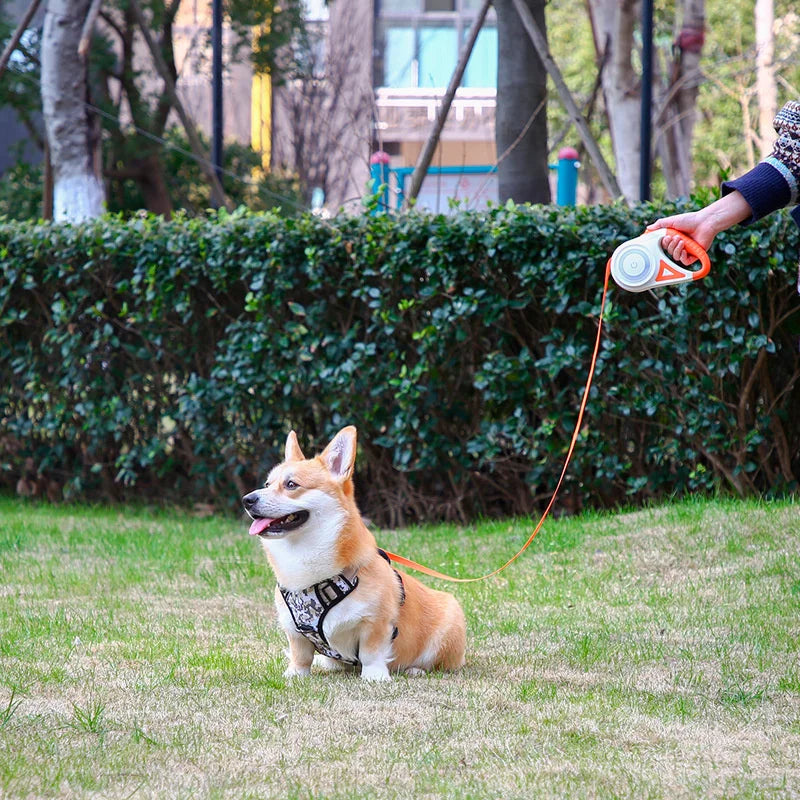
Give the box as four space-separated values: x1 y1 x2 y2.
721 101 800 224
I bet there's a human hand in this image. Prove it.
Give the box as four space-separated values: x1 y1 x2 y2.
646 191 752 265
645 212 718 266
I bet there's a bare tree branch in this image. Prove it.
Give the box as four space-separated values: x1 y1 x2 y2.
0 0 42 79
78 0 103 60
128 0 232 210
405 0 491 205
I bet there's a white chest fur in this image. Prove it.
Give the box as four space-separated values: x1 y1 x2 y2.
261 491 346 590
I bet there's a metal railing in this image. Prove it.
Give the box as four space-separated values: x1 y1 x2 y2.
368 148 580 213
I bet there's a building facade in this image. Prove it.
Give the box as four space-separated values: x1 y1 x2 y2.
374 0 497 167
0 0 499 213
268 0 498 211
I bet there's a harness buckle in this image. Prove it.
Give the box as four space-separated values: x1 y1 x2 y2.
317 579 345 605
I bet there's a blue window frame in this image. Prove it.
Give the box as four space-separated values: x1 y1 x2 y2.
381 23 496 88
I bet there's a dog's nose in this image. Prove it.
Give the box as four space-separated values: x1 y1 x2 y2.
242 492 259 511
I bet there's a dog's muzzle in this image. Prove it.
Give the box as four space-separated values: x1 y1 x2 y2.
242 492 310 537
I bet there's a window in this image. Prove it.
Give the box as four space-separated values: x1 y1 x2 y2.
463 26 496 88
379 11 497 89
425 0 455 11
381 0 419 11
418 25 458 87
384 27 416 87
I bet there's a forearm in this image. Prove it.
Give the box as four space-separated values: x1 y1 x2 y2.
697 191 753 237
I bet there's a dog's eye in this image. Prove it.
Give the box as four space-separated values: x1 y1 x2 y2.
285 479 299 490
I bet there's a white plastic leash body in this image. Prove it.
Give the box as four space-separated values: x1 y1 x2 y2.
609 229 710 293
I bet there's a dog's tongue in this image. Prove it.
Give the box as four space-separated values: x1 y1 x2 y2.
248 518 274 536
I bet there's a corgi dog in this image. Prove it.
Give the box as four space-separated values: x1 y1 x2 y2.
242 426 466 681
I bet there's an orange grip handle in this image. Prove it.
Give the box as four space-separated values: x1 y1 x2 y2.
664 227 711 280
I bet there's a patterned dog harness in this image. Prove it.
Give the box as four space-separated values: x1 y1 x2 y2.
279 549 404 666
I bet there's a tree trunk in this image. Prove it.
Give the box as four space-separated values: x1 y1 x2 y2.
586 0 641 203
41 0 105 221
133 155 174 217
129 0 231 211
494 0 550 204
655 0 705 198
755 0 776 159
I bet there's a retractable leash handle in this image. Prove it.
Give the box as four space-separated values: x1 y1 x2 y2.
609 227 711 293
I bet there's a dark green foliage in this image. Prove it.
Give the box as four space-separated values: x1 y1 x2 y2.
104 129 303 217
0 203 798 525
0 151 44 222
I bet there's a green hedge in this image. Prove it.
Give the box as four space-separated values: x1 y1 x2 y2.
1 203 798 524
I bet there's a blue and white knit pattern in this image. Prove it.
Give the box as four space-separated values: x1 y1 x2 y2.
771 101 800 204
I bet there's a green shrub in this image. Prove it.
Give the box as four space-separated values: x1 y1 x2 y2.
0 154 44 222
0 203 798 524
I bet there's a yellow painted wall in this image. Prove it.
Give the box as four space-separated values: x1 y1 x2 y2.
250 71 272 168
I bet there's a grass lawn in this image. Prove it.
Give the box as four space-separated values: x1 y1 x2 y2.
1 495 799 799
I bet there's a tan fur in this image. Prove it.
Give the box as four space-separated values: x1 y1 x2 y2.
243 426 466 680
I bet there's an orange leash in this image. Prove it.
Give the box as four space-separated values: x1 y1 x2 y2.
382 262 612 583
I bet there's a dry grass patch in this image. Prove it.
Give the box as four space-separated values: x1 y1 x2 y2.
1 496 799 798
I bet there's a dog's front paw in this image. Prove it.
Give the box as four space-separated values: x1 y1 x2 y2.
360 664 391 682
284 663 311 678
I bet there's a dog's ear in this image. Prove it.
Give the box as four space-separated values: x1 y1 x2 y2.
284 430 305 462
320 426 357 480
